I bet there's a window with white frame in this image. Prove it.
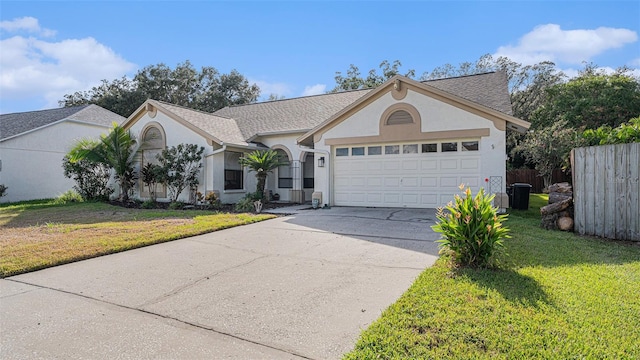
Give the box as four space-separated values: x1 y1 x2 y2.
277 150 292 188
224 151 243 190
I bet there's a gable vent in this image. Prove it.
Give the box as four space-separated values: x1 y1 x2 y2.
386 110 413 125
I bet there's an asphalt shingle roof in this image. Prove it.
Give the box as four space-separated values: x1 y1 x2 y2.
154 101 248 145
423 72 513 115
0 105 125 141
212 72 513 141
214 90 372 139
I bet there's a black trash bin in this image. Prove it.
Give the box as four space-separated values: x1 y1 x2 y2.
511 183 532 210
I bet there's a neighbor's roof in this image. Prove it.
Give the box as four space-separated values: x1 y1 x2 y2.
214 72 514 139
214 90 371 139
0 104 125 141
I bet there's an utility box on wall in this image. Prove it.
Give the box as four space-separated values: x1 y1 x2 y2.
312 192 322 208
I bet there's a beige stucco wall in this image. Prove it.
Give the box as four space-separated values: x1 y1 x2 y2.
255 133 312 203
313 89 507 206
0 121 111 203
129 111 214 203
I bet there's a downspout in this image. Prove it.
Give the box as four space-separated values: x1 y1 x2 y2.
298 146 331 207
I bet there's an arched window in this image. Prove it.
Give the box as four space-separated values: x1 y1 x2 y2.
386 110 413 125
276 149 292 189
140 124 166 198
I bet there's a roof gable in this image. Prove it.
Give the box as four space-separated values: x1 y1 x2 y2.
0 105 125 141
298 74 531 146
123 100 248 146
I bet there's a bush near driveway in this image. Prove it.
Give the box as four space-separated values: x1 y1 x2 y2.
0 200 274 277
344 194 640 359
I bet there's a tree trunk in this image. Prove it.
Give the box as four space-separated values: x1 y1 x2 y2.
540 198 572 215
549 192 572 204
557 216 574 231
256 173 267 198
548 182 572 193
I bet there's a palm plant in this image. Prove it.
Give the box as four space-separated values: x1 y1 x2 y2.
68 123 139 201
238 149 288 199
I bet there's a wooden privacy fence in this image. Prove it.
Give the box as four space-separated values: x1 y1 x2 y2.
506 168 571 193
572 143 640 241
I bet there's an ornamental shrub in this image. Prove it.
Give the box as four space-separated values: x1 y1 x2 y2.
62 155 114 201
432 185 510 268
55 190 84 204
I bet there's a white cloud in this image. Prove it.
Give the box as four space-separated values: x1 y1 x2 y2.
0 18 136 109
494 24 638 65
301 84 326 96
0 16 56 37
250 78 293 98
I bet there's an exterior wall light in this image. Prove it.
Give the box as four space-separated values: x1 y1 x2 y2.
318 156 325 167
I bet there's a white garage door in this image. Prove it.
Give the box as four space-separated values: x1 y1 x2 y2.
333 141 481 208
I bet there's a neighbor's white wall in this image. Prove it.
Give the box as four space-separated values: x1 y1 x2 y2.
314 90 507 206
0 121 111 203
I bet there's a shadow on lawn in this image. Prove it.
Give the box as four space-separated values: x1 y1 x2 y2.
458 267 552 308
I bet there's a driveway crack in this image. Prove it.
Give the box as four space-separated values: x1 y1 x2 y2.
5 278 315 360
137 255 269 308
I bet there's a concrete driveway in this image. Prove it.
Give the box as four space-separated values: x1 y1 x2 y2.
0 206 440 359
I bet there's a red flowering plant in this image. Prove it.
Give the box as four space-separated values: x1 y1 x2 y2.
432 184 510 268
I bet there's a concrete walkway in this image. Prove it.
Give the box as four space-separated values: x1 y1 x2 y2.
1 207 439 359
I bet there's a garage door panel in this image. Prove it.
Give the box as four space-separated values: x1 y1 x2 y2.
402 194 419 204
401 177 419 187
334 143 481 208
440 176 459 187
335 177 350 187
384 193 400 204
350 193 366 203
440 159 458 170
351 177 366 186
402 160 418 170
367 161 382 170
421 160 437 170
461 158 479 169
421 194 438 207
384 161 400 170
460 177 479 187
421 177 438 187
367 193 383 203
367 177 383 187
384 177 400 187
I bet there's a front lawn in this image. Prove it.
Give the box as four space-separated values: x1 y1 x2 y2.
345 194 640 359
0 200 274 277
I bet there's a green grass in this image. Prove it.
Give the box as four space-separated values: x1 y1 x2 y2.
0 200 274 277
344 194 640 359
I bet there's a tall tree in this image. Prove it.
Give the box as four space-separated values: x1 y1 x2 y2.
421 54 566 122
514 120 582 189
60 77 146 118
59 61 260 117
530 66 640 130
331 60 415 92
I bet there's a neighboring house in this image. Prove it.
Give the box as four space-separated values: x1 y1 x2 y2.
0 105 125 203
124 72 530 208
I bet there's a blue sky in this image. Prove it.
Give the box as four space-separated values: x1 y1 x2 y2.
1 1 639 114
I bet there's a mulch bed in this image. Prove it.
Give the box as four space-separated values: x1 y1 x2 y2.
109 200 298 212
